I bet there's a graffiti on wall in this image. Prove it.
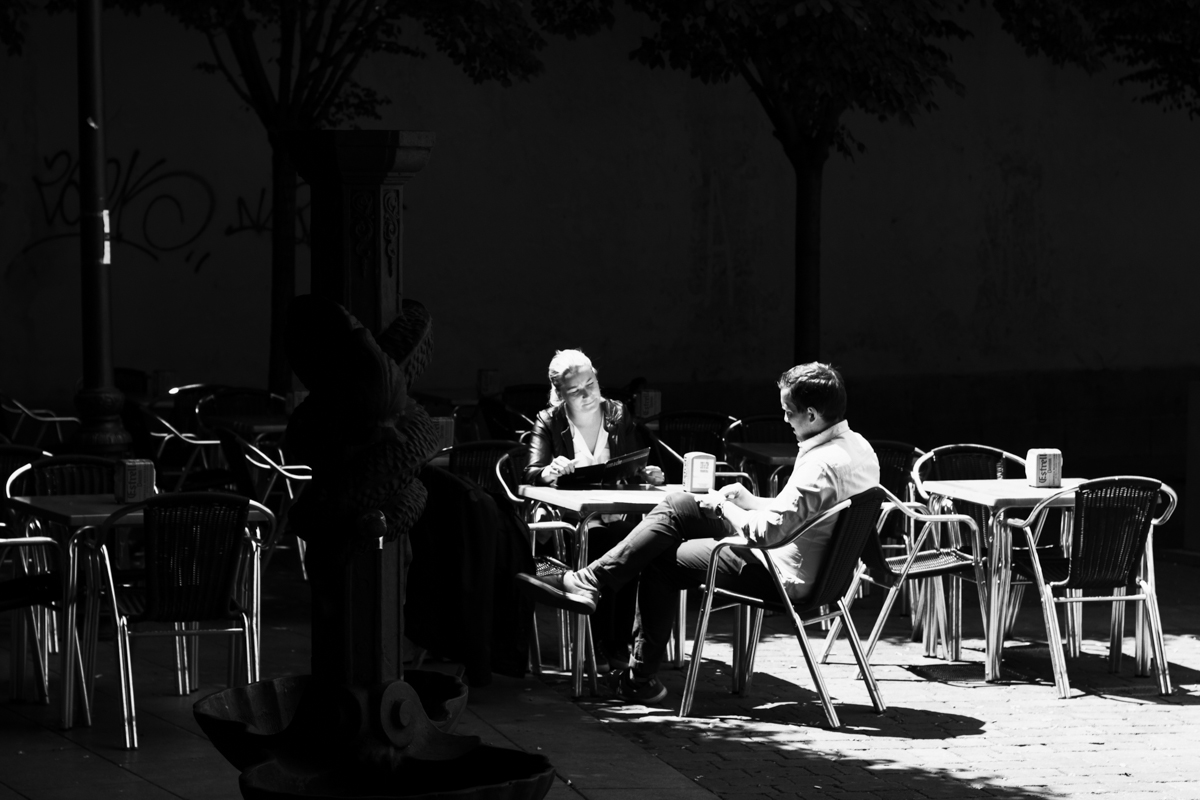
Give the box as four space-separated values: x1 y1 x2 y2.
16 148 312 275
225 184 311 247
22 148 217 272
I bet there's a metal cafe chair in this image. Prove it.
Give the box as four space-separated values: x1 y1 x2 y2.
215 429 312 578
1006 476 1176 698
196 388 288 443
721 414 796 496
0 525 90 712
82 492 274 749
868 440 926 626
0 393 80 448
121 403 229 492
642 411 751 486
679 487 889 728
4 455 117 716
819 486 985 666
495 447 578 673
910 443 1026 660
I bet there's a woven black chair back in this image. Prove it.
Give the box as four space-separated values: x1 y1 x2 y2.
647 411 737 482
502 384 550 424
1059 477 1162 591
136 492 250 623
9 455 117 497
445 440 522 496
795 486 889 614
497 446 529 494
871 441 921 500
725 415 794 444
0 445 48 490
918 445 1024 550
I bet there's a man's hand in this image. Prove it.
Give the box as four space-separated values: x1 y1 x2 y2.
719 482 754 509
542 456 576 484
696 490 726 518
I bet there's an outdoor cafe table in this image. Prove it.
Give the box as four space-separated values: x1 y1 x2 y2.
4 493 270 728
920 477 1087 682
518 483 681 697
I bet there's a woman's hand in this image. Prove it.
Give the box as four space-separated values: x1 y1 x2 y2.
542 456 576 484
642 465 665 486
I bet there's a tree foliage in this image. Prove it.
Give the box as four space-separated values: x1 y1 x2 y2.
534 0 971 359
995 0 1200 119
5 0 605 392
624 0 970 163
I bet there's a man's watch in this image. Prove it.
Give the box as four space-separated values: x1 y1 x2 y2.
714 501 726 520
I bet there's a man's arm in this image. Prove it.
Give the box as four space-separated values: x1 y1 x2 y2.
718 482 774 511
700 464 837 545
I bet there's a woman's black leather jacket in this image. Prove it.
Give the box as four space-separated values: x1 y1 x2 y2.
523 398 646 485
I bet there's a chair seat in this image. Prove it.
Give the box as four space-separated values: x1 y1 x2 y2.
117 585 246 625
891 549 977 578
1012 554 1117 589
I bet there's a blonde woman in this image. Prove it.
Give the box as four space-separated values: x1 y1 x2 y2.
523 349 663 669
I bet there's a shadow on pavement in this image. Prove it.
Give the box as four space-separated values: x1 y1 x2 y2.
561 661 1067 800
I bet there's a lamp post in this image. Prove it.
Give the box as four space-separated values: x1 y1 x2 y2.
72 0 129 454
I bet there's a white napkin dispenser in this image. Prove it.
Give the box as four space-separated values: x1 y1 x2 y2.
1025 448 1063 489
682 452 716 493
116 459 157 503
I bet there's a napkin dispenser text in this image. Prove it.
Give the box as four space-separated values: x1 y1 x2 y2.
116 459 156 503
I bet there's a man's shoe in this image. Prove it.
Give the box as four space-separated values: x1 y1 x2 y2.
614 669 668 705
515 557 598 614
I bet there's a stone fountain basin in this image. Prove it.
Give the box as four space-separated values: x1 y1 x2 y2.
238 748 555 800
194 672 469 772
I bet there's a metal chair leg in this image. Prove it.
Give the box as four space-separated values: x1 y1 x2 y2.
679 583 719 717
1108 588 1126 673
740 608 764 697
838 599 886 713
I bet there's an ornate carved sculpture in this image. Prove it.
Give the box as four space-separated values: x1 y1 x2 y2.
195 295 553 799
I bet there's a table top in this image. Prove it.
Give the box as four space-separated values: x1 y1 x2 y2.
519 484 682 515
922 478 1087 509
7 494 270 527
725 442 797 465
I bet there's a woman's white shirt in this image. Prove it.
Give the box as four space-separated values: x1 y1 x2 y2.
567 417 609 466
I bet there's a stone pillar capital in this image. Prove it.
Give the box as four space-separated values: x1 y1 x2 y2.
286 130 435 333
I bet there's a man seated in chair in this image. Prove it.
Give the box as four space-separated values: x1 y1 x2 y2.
516 362 879 703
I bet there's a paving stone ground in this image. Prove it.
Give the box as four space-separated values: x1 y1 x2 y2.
527 556 1200 800
1 548 1197 799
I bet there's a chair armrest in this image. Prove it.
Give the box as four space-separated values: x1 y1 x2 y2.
528 521 577 535
726 498 853 553
0 536 58 548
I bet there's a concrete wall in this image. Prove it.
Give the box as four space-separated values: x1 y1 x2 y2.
2 6 1197 463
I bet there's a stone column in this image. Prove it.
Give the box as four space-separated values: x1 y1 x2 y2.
286 130 433 687
288 130 435 334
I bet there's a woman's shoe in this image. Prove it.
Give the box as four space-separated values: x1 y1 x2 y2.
515 557 598 614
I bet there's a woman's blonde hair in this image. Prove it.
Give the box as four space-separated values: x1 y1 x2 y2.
547 348 598 406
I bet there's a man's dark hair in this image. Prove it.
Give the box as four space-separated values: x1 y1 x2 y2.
777 363 847 422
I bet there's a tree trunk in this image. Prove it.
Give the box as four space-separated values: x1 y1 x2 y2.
268 141 298 395
791 144 828 364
